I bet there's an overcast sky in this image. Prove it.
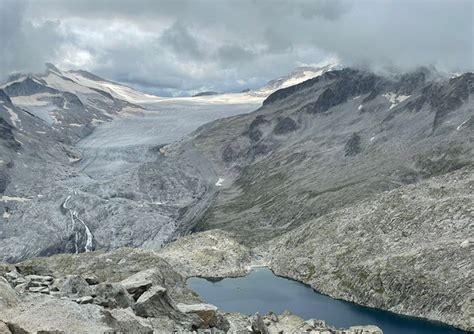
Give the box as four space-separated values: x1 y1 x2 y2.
0 0 473 96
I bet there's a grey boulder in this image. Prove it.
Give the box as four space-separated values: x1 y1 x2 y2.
60 275 92 297
93 283 133 309
133 285 176 318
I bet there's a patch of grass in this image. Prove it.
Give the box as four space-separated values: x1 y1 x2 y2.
358 271 369 280
305 180 362 199
306 263 316 280
374 287 385 294
415 145 471 178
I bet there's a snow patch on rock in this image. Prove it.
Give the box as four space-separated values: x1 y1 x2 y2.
5 106 21 128
382 93 411 109
0 196 31 202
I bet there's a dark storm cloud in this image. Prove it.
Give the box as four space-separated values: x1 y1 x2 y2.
160 21 204 60
305 0 474 72
217 45 256 65
23 0 348 22
1 0 472 94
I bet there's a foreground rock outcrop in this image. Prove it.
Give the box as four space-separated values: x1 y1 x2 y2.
0 249 383 333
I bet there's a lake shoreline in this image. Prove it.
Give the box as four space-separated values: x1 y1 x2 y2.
157 229 471 332
187 267 468 334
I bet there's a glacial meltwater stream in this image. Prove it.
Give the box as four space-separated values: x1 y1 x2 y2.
187 267 466 334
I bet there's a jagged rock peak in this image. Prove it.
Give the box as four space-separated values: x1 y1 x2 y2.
45 63 62 74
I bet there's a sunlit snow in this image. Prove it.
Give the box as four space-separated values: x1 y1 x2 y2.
215 178 225 187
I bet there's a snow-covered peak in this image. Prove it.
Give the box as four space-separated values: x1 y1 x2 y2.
250 62 340 98
177 61 340 105
63 70 161 104
38 65 160 104
45 63 62 76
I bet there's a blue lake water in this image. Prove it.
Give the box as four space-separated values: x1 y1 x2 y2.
187 267 466 334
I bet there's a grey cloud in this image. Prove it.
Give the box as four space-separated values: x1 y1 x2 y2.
0 0 63 79
306 0 473 72
93 43 188 90
1 0 473 94
217 45 256 65
160 21 203 60
24 0 349 22
263 28 294 54
296 0 349 20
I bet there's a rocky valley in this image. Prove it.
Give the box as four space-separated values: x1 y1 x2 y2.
0 63 472 333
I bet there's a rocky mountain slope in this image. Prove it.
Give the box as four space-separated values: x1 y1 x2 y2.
265 166 473 331
182 69 473 243
0 64 472 332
